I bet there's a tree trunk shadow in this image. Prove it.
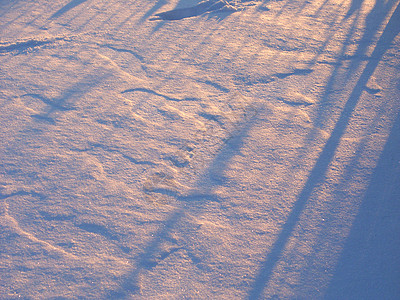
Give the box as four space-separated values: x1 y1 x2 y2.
246 3 400 299
50 0 88 19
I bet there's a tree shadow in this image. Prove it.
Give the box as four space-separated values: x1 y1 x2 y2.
104 102 260 298
247 2 400 299
0 0 23 18
324 109 400 299
346 0 365 17
344 0 399 82
139 0 169 23
105 209 185 298
150 0 236 21
50 0 88 19
22 72 110 125
288 80 397 297
306 0 398 146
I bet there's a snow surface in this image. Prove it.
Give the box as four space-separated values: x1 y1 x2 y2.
0 0 399 299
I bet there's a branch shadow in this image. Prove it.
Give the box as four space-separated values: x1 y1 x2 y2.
247 2 400 299
22 72 110 125
104 102 260 298
105 209 185 298
306 0 399 147
343 0 399 82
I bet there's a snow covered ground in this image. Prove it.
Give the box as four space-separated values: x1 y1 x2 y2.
0 0 399 299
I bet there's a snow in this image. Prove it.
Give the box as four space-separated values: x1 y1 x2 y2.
0 0 399 299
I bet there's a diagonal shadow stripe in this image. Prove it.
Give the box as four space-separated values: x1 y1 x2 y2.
247 2 400 299
324 111 400 299
104 102 259 298
50 0 88 19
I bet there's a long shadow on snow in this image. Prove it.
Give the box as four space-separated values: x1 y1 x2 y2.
23 72 109 125
105 209 185 297
307 0 398 148
306 1 376 134
343 0 399 82
247 3 400 299
139 0 169 23
324 112 400 299
0 0 25 18
346 0 365 17
50 0 88 19
272 0 311 20
105 105 260 298
151 0 233 21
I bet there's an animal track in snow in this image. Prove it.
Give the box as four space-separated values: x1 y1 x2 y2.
365 76 382 95
143 171 183 198
165 149 194 168
142 93 259 205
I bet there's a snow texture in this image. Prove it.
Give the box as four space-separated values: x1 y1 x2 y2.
0 0 399 299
